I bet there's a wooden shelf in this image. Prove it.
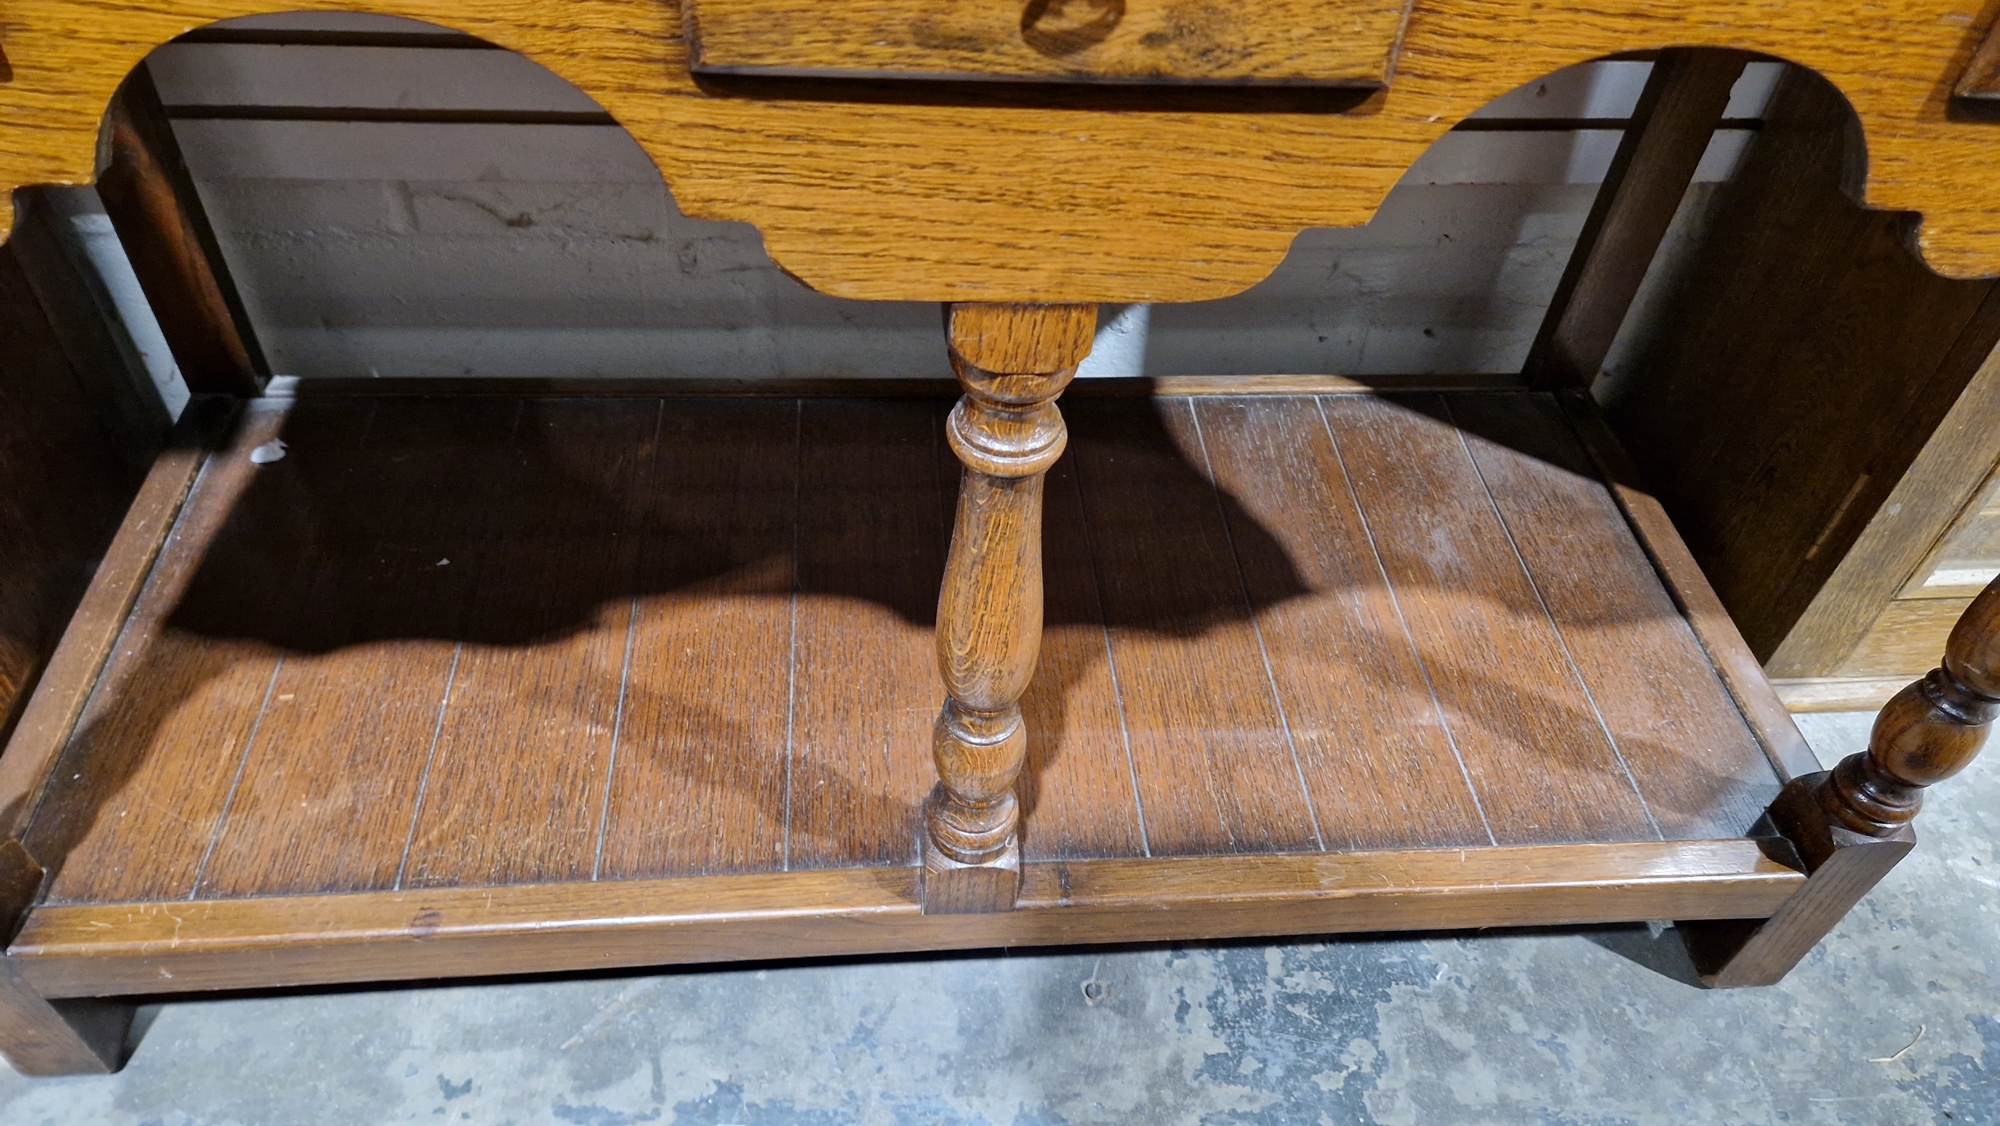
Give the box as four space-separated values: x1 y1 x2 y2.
0 382 1808 996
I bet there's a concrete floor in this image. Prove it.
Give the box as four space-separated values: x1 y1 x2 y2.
1 711 1994 1125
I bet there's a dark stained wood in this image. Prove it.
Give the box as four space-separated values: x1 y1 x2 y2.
95 62 269 398
786 398 949 870
1523 48 1748 390
398 400 659 888
1190 395 1491 851
1602 65 2000 671
925 303 1097 912
17 390 1783 918
281 374 1526 401
1322 394 1659 844
594 399 798 879
28 405 292 904
0 960 130 1075
12 840 1803 1000
1016 452 1148 861
1064 397 1322 856
1687 573 2000 986
0 426 209 843
6 189 171 470
1450 393 1776 838
1557 394 1822 781
1955 18 2000 98
193 400 521 897
0 243 153 809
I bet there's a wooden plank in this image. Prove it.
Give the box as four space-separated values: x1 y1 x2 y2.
393 400 658 888
1832 598 1968 680
1768 299 2000 674
191 399 520 897
1017 452 1148 860
1523 48 1748 390
1450 393 1779 837
95 63 268 397
1770 676 1908 713
1065 397 1320 855
1321 394 1659 843
12 0 2000 302
10 840 1803 999
1190 396 1492 850
786 399 949 869
594 398 798 879
27 406 291 903
683 0 1407 85
0 245 150 767
1558 395 1822 781
0 427 207 842
1603 67 2000 671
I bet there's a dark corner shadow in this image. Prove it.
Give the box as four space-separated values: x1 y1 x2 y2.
1583 923 1708 988
24 380 1316 880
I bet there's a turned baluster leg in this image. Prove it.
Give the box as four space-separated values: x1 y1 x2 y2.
1683 575 2000 986
922 303 1096 914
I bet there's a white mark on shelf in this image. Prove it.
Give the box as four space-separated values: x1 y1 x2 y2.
249 439 288 465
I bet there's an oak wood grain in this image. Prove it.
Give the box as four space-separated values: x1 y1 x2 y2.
12 840 1805 999
397 400 657 888
3 2 2000 299
593 399 797 879
1190 395 1492 851
1063 397 1321 855
685 0 1407 86
27 405 291 903
1605 66 2000 674
787 398 949 869
1557 395 1822 782
1322 393 1659 843
190 400 530 896
1450 392 1776 837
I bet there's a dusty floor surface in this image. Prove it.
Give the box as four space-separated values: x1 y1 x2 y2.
0 711 1993 1125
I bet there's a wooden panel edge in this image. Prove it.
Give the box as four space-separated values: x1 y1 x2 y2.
1557 392 1823 780
1769 676 1909 713
14 841 1801 998
1765 289 2000 677
266 374 1526 400
0 422 216 841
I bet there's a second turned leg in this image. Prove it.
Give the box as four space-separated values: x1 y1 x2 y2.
923 302 1096 914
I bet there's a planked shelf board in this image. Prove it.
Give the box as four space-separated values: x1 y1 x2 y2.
0 384 1807 995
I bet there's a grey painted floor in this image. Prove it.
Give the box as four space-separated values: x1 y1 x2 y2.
2 711 1994 1125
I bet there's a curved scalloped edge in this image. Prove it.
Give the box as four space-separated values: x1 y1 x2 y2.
0 0 1996 302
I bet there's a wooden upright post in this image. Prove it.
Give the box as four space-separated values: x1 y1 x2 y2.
1684 573 2000 986
1523 48 1749 390
96 61 270 397
923 303 1095 914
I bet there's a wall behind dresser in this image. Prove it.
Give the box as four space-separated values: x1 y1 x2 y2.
96 12 1781 381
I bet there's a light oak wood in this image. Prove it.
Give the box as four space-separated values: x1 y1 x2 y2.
683 0 1410 86
4 2 2000 299
925 304 1094 912
9 841 1804 999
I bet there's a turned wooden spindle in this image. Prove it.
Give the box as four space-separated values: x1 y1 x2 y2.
922 302 1096 914
1685 574 2000 986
